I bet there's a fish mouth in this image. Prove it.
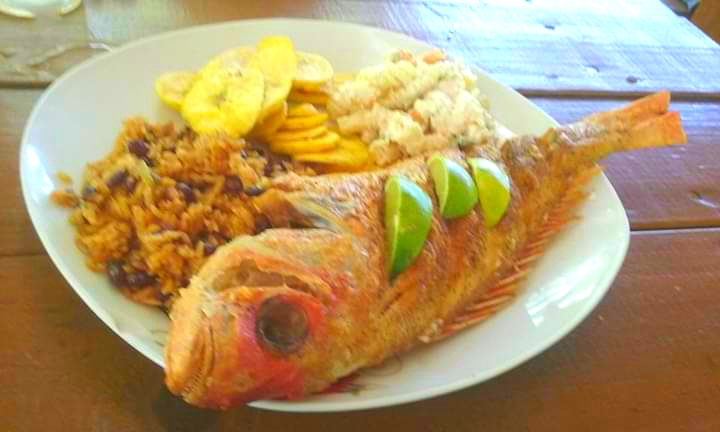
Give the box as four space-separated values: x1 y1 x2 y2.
164 288 215 403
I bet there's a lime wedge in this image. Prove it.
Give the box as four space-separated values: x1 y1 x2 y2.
385 175 433 279
468 158 511 228
428 154 478 219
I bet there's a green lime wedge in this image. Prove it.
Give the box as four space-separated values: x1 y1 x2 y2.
428 154 479 219
468 158 511 228
385 175 433 279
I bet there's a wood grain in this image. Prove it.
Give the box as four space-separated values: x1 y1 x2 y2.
49 0 720 96
0 89 43 256
2 229 719 431
693 0 720 43
532 97 720 229
0 6 98 87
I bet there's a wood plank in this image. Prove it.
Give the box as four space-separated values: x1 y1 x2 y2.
532 97 720 229
1 91 717 257
79 0 720 96
693 0 720 43
0 6 101 87
2 229 719 431
0 89 43 255
0 0 707 93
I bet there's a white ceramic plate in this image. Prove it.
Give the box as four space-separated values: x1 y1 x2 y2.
20 19 629 412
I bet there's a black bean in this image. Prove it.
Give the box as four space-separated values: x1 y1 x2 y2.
106 260 127 287
128 237 141 250
250 145 268 158
126 271 156 288
245 185 265 197
254 215 271 234
176 182 196 203
289 220 309 229
203 242 217 256
195 182 211 192
127 139 150 158
106 170 128 188
155 290 171 304
193 231 209 244
223 176 244 195
81 185 96 200
263 163 275 177
125 177 137 193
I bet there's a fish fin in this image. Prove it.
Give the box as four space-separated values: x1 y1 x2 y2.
423 166 601 343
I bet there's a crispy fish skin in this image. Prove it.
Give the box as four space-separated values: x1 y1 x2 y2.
165 92 686 408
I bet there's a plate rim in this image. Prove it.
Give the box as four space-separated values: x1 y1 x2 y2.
19 17 630 413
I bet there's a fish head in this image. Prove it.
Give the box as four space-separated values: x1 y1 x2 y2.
164 241 333 408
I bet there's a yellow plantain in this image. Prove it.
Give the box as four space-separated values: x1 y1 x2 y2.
250 36 298 122
280 113 329 130
155 71 197 111
293 136 369 168
181 66 265 138
287 103 320 117
293 51 335 91
270 131 340 155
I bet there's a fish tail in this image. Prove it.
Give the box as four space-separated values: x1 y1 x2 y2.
587 90 670 125
549 91 687 163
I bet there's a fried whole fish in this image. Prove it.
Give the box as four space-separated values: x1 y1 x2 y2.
165 91 686 408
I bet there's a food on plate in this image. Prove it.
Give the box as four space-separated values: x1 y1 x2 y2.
293 51 335 91
52 118 315 306
384 175 433 278
251 102 288 139
270 131 340 155
428 154 479 219
249 36 298 121
48 35 686 408
293 136 369 170
163 91 686 407
155 71 196 111
288 88 330 105
469 158 512 228
287 102 320 117
181 64 265 137
281 112 329 130
329 49 496 166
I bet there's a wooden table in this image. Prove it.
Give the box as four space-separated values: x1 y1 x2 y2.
2 1 719 430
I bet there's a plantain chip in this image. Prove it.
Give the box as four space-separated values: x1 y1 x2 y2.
293 136 369 168
155 71 197 111
293 51 334 91
288 88 329 105
250 36 298 122
200 46 256 78
251 102 288 139
287 103 320 117
272 124 327 141
181 66 265 138
280 113 328 130
270 132 339 155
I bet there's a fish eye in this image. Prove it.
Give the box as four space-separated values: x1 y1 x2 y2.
256 297 309 355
